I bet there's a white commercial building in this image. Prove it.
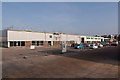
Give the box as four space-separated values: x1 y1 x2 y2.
1 29 105 48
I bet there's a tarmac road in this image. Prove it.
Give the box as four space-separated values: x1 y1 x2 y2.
2 46 119 78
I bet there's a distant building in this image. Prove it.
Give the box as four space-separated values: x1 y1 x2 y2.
101 34 119 42
94 35 101 37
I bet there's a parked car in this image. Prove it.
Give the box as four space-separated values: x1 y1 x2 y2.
71 43 77 47
75 44 83 49
89 44 98 49
82 43 90 47
98 43 103 48
105 42 110 46
119 42 120 46
110 41 118 46
100 42 106 46
71 43 74 47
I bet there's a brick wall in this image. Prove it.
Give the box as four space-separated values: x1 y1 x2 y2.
43 41 48 47
25 41 32 47
53 41 61 46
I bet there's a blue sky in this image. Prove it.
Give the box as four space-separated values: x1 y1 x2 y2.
2 2 118 36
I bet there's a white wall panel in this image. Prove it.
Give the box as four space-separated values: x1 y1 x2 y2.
7 30 105 42
8 30 51 41
61 34 67 41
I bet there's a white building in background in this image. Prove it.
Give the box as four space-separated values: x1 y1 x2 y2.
1 29 105 48
85 36 104 43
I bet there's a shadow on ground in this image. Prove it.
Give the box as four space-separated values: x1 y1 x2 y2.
39 46 119 66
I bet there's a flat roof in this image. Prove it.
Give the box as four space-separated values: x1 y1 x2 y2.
7 29 83 36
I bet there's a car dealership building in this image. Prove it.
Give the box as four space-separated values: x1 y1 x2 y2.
1 29 105 48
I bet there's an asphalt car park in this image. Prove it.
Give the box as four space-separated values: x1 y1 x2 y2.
2 45 119 78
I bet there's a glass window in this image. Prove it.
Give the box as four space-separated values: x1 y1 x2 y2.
14 41 17 46
50 35 52 38
10 41 14 47
48 41 51 46
32 41 36 45
56 37 57 40
40 41 43 45
21 41 25 46
37 41 39 46
18 41 21 46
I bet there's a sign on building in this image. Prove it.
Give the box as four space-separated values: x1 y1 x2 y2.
62 41 67 53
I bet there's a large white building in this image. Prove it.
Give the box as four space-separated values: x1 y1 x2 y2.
1 29 105 48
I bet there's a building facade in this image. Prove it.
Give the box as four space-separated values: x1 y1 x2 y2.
1 29 105 48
